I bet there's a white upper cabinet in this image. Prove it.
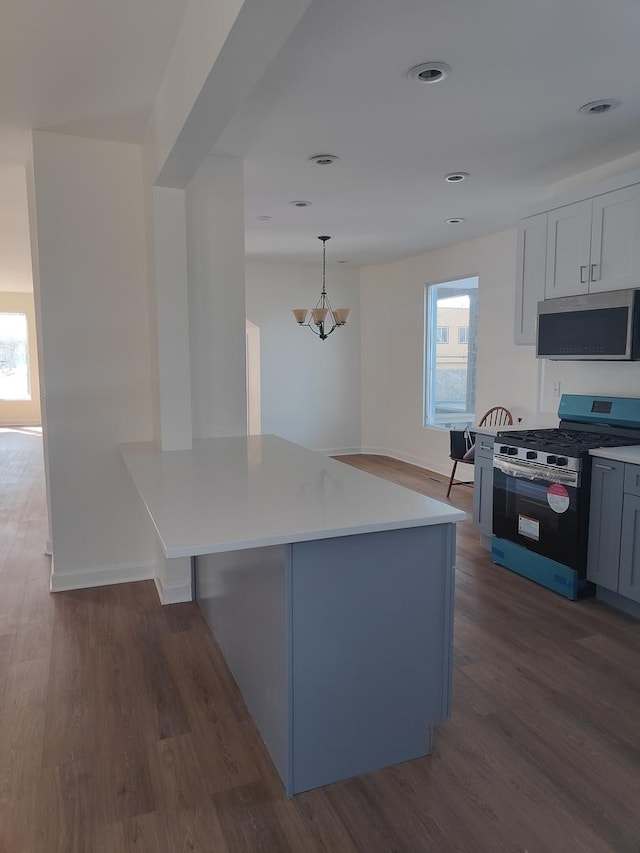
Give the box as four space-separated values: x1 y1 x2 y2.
544 199 593 299
544 185 640 300
589 184 640 293
515 176 640 344
515 213 547 344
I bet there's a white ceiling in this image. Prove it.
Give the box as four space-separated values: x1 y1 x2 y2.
2 0 640 283
230 0 640 264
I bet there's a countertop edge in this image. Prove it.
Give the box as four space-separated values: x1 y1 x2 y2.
163 513 467 559
120 438 466 560
589 446 640 464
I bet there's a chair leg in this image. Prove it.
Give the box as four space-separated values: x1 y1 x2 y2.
446 460 458 498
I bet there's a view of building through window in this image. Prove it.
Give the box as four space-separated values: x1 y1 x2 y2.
0 312 31 401
424 276 478 428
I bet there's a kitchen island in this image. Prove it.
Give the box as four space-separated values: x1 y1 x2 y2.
121 435 465 795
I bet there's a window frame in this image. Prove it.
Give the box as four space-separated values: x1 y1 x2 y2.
0 311 32 402
423 276 479 430
435 325 449 344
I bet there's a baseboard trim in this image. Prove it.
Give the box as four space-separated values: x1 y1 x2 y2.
50 560 155 593
318 446 363 456
596 587 640 620
312 445 450 477
358 446 450 478
0 420 42 427
153 574 193 605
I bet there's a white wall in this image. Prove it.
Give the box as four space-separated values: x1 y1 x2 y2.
185 155 247 438
0 166 33 293
246 260 361 452
539 360 640 414
361 229 538 475
361 224 640 476
0 291 41 425
30 131 156 590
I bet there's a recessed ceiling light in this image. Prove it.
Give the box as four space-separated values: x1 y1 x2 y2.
289 200 312 207
308 154 339 166
446 217 466 225
445 172 469 183
578 99 620 115
257 215 271 221
407 62 450 84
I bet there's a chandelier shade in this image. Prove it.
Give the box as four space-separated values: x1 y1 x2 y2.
292 236 351 341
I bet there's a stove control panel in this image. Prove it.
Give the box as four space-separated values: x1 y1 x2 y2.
493 442 581 473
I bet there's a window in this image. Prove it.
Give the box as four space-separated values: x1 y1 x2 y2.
424 277 478 428
436 325 449 344
0 312 31 401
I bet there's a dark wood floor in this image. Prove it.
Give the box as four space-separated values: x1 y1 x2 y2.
1 433 639 852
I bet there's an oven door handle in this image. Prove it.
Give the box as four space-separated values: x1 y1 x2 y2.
493 456 578 486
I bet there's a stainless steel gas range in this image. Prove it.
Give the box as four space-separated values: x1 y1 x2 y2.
491 394 640 600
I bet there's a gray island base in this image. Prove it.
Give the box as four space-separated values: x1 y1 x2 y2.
196 523 456 796
120 435 464 797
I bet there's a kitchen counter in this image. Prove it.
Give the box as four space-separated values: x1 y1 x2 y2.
590 445 640 464
121 434 464 796
473 418 558 437
121 434 465 558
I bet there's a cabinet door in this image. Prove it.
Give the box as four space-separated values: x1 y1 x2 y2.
619 493 640 603
586 459 624 592
545 200 592 299
472 457 494 537
589 184 640 293
515 213 547 344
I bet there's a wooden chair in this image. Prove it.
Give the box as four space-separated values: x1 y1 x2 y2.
446 406 513 499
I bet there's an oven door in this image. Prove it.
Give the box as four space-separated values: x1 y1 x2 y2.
492 456 586 571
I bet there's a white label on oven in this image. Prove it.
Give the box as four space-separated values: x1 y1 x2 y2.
518 514 540 541
547 483 570 514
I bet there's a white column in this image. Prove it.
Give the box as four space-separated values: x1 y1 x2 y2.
152 186 193 450
185 155 247 439
28 131 156 591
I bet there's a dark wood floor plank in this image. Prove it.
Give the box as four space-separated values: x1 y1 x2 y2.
136 610 192 740
1 432 640 852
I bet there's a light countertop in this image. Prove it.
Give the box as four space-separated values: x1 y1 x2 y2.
473 419 558 437
121 434 466 559
589 446 640 465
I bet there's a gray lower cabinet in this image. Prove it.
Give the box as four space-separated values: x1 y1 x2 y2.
472 434 495 539
587 459 625 591
587 460 640 603
619 494 640 603
195 524 456 796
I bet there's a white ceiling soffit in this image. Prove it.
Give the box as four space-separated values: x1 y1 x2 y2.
224 0 640 265
0 0 190 164
0 0 189 294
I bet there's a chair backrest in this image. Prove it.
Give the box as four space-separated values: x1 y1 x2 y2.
478 406 513 427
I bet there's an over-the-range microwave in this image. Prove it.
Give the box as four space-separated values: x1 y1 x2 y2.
536 288 640 360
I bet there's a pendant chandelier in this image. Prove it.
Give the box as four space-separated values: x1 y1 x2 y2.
292 236 351 340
